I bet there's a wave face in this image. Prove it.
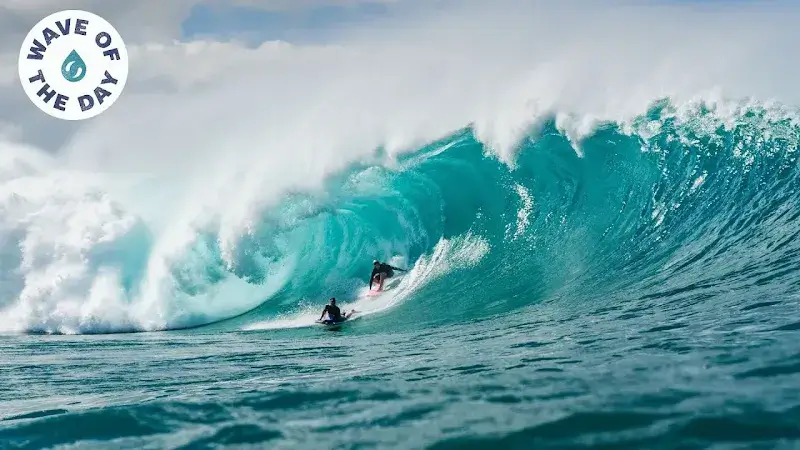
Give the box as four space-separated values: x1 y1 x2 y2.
1 98 800 334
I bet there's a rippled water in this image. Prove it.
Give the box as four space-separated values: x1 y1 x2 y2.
4 290 800 449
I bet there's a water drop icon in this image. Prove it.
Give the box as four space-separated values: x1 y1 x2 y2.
61 50 86 82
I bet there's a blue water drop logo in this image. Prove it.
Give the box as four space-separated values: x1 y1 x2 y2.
61 50 86 82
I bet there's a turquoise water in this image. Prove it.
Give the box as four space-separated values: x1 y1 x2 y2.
2 99 800 448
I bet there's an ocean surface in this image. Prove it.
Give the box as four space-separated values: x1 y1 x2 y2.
2 99 800 448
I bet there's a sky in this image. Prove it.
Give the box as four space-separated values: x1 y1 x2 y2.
181 1 394 43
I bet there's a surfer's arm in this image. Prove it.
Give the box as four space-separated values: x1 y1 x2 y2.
391 266 406 272
318 306 329 320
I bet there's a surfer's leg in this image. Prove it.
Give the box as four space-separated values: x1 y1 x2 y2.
378 272 386 290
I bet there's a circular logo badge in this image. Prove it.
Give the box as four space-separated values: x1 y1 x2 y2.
18 10 128 121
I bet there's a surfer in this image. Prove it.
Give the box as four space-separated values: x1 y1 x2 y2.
369 260 406 291
318 297 353 324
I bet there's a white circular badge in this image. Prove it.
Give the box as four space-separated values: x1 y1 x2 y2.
18 10 129 121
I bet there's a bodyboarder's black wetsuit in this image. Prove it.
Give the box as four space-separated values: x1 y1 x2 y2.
322 304 344 322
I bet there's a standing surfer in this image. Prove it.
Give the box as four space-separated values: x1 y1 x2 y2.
369 260 406 291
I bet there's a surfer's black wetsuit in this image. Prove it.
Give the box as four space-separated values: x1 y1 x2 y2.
370 262 407 290
370 263 398 281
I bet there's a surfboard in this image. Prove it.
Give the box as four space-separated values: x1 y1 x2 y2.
317 319 346 329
